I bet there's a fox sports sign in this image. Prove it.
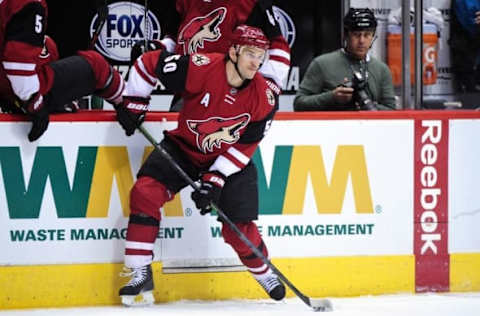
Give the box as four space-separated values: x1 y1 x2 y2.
90 1 161 62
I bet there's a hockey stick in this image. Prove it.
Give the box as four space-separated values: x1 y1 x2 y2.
143 0 149 50
89 1 109 50
125 0 150 81
136 124 333 312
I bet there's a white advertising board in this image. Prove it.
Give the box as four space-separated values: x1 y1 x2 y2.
0 119 413 266
449 120 480 253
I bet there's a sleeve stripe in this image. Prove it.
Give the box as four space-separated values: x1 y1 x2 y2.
108 77 125 104
136 57 158 86
123 66 156 98
209 155 241 177
133 63 156 87
259 59 290 88
227 146 250 165
2 61 36 71
222 151 246 169
268 48 291 61
138 56 158 80
268 55 291 67
3 69 36 76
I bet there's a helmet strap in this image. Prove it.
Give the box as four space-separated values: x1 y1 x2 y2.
230 45 246 81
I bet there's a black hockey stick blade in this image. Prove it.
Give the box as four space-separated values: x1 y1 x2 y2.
90 3 109 50
135 124 333 312
94 5 109 30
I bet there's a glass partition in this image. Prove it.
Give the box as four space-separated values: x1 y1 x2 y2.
350 0 479 109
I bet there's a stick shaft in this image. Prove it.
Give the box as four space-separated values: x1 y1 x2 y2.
136 125 313 307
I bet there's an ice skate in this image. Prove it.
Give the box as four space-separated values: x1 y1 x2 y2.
253 270 286 301
119 265 154 306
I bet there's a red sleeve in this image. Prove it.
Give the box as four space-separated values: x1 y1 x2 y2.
123 50 163 98
125 49 191 97
268 35 291 70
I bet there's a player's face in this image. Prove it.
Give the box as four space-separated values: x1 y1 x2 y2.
237 46 266 79
346 30 375 59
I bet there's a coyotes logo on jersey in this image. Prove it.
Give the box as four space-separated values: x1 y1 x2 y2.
187 114 250 153
178 7 226 54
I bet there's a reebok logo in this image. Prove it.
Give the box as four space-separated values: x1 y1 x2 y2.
414 119 449 292
419 120 442 254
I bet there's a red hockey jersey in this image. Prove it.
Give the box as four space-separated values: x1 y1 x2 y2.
126 49 278 176
171 0 290 88
0 0 49 106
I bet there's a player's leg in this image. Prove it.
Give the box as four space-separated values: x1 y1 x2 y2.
119 137 198 306
45 50 124 112
219 162 286 301
119 176 172 306
77 50 125 105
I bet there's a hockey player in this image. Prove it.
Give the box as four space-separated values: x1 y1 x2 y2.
116 25 285 306
0 0 124 141
139 0 290 111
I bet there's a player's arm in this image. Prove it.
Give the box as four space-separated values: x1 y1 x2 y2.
3 2 46 103
117 49 190 136
209 101 278 177
245 0 291 88
124 49 190 99
192 100 277 215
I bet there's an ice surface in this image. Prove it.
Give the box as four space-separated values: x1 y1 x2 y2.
1 293 479 316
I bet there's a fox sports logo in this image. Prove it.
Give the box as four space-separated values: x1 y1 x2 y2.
90 1 161 62
272 6 295 48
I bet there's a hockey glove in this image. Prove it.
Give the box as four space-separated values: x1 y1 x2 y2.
17 93 50 142
28 106 49 142
191 171 226 215
115 96 149 136
130 40 165 64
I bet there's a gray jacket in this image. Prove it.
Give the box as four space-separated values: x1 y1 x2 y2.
294 49 396 111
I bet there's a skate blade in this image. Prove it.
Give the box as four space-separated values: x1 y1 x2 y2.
121 291 155 307
310 298 333 312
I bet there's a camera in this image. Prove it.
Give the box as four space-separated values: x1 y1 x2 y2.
342 71 378 111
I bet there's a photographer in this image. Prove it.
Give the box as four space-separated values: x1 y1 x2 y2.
294 8 395 111
449 0 480 94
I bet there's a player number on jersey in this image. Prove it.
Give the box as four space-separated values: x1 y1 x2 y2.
163 54 181 73
35 15 43 33
200 93 210 107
